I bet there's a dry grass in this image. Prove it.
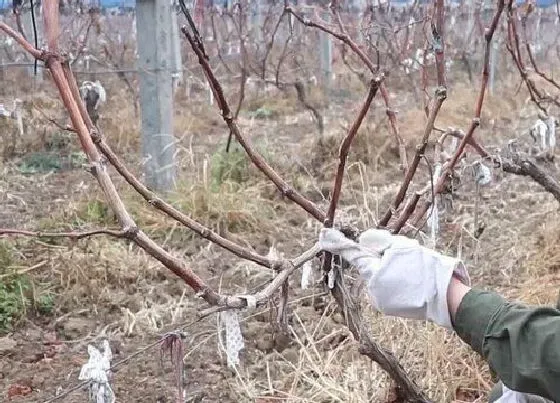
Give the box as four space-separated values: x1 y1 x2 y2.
2 59 560 403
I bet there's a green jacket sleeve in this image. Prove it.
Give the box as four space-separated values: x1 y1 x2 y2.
453 288 560 401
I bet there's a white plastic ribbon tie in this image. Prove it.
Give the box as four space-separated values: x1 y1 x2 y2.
78 340 115 403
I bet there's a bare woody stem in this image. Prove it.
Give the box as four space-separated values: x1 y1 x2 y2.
521 18 560 92
180 25 326 222
198 244 320 317
439 0 505 182
505 6 557 111
321 77 381 282
0 228 129 240
379 87 447 228
287 4 427 397
326 78 382 226
0 22 43 58
285 6 376 73
1 6 320 315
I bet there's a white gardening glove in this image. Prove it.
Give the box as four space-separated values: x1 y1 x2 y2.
495 384 552 403
319 228 470 329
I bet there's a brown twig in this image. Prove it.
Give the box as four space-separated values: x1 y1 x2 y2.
326 77 382 226
520 12 560 92
380 0 448 230
226 2 249 152
294 2 409 172
505 5 549 112
435 130 560 205
0 21 43 59
293 79 324 134
4 2 220 303
379 86 447 228
286 5 376 73
0 228 128 240
329 266 430 402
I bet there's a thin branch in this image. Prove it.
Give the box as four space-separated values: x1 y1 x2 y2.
0 21 43 59
198 244 321 317
521 13 560 91
501 156 560 203
329 266 430 402
326 77 382 226
439 0 505 180
379 86 447 227
0 228 128 240
380 0 448 230
3 9 220 302
505 5 551 112
286 5 376 73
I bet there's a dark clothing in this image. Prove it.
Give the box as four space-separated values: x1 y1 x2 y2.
453 289 560 401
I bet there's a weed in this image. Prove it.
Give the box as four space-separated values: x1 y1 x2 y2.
76 199 113 225
211 148 249 187
0 277 30 333
34 291 55 315
17 152 62 174
0 242 30 333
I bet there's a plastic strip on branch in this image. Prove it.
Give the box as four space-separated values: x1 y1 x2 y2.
179 6 326 223
379 0 448 229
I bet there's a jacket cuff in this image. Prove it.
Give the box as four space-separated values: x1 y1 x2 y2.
453 288 506 355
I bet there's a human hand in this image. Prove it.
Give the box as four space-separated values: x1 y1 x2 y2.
319 228 470 329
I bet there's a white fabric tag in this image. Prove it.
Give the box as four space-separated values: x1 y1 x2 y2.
219 311 244 369
301 261 313 290
78 340 115 403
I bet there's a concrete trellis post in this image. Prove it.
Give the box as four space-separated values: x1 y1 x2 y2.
170 0 184 89
136 0 176 192
489 34 499 95
319 11 333 86
250 0 262 42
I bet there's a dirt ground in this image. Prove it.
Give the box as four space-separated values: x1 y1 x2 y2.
1 64 560 403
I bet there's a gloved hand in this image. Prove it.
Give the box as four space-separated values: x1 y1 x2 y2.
318 228 470 329
495 383 552 403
